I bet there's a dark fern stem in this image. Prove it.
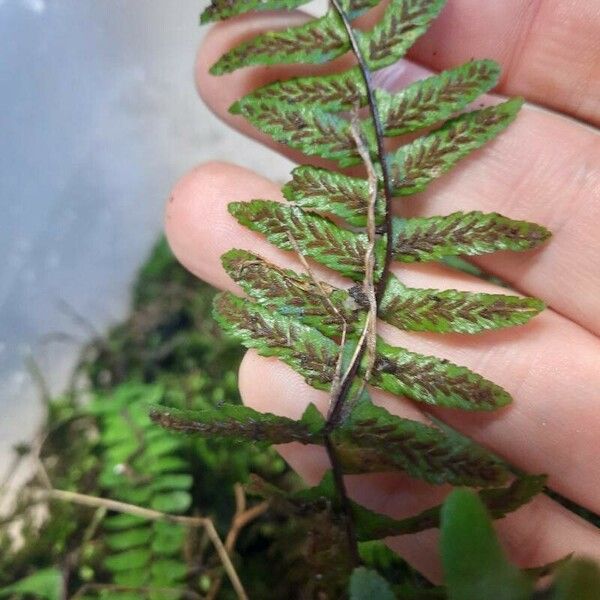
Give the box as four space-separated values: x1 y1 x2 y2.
325 0 396 561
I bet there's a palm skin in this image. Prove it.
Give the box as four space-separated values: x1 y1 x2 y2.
165 0 600 581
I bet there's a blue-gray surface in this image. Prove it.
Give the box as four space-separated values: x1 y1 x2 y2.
0 0 293 464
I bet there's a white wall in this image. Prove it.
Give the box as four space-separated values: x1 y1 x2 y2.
0 1 299 467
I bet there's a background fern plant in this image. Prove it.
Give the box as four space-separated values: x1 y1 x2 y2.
149 0 572 595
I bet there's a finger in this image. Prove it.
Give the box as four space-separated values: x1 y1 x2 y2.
407 0 600 125
239 350 600 582
197 16 600 335
165 161 600 513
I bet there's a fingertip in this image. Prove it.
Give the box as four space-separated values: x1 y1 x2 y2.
165 160 282 289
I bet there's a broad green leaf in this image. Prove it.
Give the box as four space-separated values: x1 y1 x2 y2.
349 567 396 600
201 0 311 24
389 99 523 195
336 402 510 485
106 527 153 551
283 166 379 227
0 568 63 600
232 66 367 113
151 491 192 514
379 60 500 135
441 489 532 600
150 402 324 445
360 0 447 70
551 559 600 600
104 548 151 572
211 12 348 75
392 211 550 263
380 276 545 334
229 200 371 280
373 339 512 410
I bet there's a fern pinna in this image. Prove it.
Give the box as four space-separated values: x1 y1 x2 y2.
155 0 552 592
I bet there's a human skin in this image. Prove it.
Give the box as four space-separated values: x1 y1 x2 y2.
165 0 600 582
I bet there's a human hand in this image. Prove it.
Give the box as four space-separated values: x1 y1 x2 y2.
165 0 600 581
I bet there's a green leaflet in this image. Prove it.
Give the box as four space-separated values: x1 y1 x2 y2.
229 200 371 280
221 249 355 339
200 0 311 24
223 249 544 336
336 401 509 485
378 60 501 135
441 489 532 600
213 291 341 389
150 402 323 444
154 400 509 486
380 276 545 333
210 1 386 74
360 0 447 70
392 211 551 263
237 101 375 166
373 339 511 411
389 98 523 195
232 67 367 113
282 166 381 227
210 12 346 75
214 290 512 411
232 46 496 116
